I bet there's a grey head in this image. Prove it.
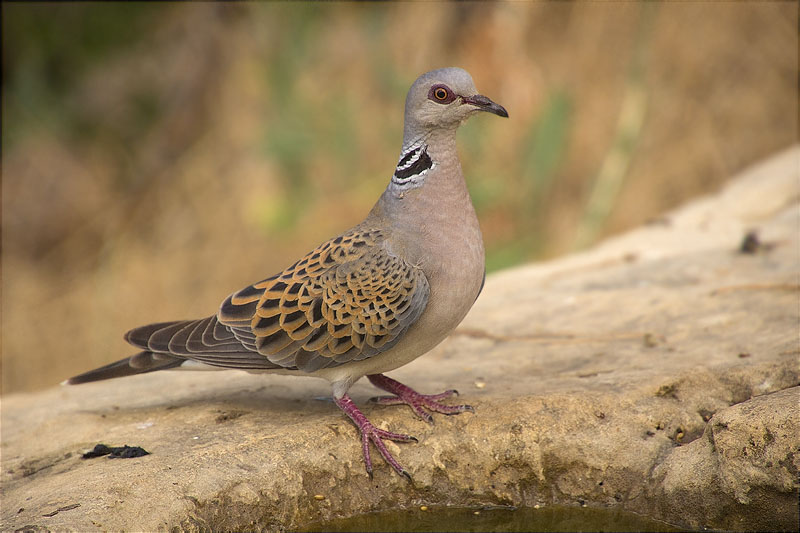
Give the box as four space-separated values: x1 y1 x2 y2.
403 67 508 143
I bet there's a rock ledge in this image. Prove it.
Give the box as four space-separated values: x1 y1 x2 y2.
2 147 798 532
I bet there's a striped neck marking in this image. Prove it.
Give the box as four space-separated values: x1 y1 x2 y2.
391 144 434 190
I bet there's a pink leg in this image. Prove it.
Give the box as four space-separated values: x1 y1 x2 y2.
367 374 474 424
333 393 416 479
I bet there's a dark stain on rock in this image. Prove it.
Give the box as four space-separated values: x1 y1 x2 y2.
698 408 715 422
41 503 80 517
14 525 49 532
738 229 778 254
215 410 248 423
739 230 761 254
12 452 73 479
643 333 664 348
81 444 149 459
655 383 679 399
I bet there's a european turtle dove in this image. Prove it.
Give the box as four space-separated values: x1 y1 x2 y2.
67 67 509 478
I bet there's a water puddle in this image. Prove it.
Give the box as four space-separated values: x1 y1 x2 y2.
300 504 684 532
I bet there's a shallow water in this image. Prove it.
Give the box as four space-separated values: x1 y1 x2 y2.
300 505 684 533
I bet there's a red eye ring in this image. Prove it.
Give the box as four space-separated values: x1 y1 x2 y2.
428 84 455 104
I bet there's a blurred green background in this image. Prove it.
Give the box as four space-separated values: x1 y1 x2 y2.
2 2 796 393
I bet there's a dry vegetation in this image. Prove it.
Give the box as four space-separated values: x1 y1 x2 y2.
2 2 796 393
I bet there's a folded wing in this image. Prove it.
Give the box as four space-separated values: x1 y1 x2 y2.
123 227 430 374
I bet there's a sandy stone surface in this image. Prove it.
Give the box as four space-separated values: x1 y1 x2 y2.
2 146 798 532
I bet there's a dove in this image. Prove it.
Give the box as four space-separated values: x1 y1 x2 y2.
66 67 508 478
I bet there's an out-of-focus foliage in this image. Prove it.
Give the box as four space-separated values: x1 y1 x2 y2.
2 2 796 393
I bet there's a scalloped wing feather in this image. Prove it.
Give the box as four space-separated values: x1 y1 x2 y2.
218 228 430 373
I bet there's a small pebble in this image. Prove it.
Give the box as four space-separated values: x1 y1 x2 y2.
534 504 541 509
474 380 486 389
314 494 325 501
420 505 428 511
473 510 481 515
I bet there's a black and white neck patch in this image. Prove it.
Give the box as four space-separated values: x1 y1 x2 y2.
390 143 434 191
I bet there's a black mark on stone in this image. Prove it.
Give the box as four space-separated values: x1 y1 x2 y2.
81 444 150 459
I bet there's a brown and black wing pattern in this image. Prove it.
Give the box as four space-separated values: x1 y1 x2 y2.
218 228 430 373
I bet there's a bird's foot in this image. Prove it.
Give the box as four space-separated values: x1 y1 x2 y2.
334 393 416 479
367 373 474 424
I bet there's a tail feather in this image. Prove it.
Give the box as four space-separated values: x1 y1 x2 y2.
124 320 190 350
64 351 184 385
67 316 280 386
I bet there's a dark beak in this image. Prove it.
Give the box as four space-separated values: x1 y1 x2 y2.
462 94 509 118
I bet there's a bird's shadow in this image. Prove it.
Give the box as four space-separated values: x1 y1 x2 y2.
68 375 381 424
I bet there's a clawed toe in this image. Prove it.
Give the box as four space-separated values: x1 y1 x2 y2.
335 393 416 478
369 394 406 406
367 374 475 422
444 401 474 413
334 377 474 479
373 426 418 443
430 388 459 400
363 424 417 477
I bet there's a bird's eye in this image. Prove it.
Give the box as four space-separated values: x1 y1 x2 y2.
428 84 455 104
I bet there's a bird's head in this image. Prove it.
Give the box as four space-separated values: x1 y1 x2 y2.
403 67 508 138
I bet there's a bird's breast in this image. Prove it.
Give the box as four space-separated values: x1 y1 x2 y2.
421 201 485 329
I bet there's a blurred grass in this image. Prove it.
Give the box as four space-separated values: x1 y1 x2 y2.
574 1 656 250
2 2 797 393
3 3 159 147
481 89 574 272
